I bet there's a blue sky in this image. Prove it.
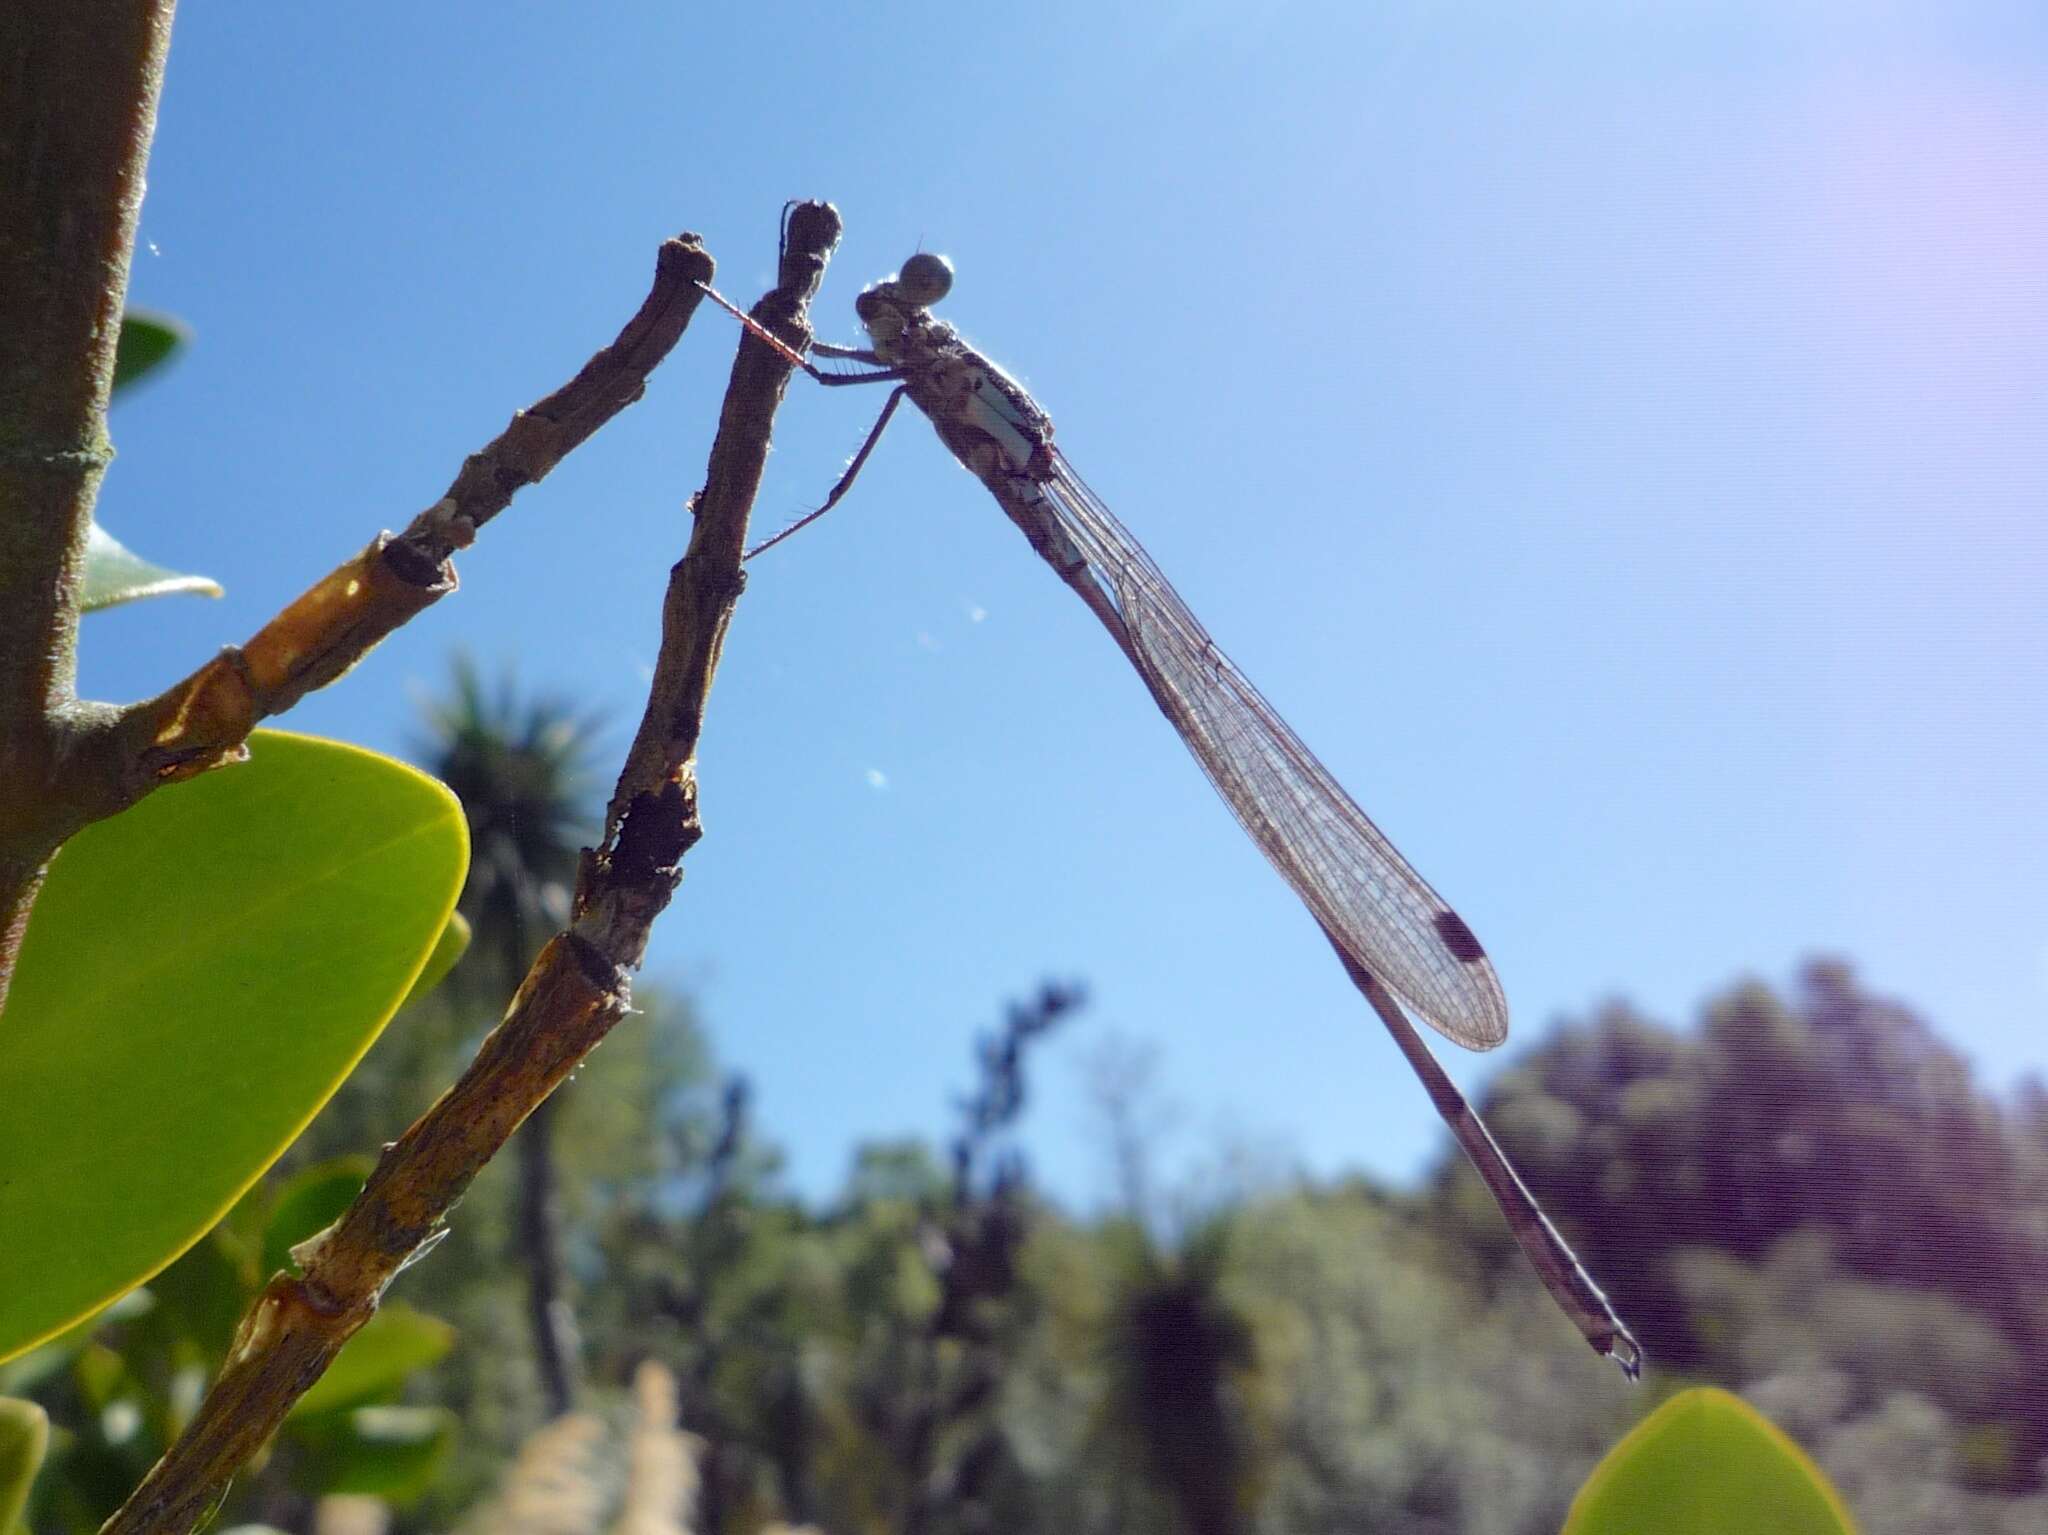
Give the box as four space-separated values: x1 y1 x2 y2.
84 2 2048 1205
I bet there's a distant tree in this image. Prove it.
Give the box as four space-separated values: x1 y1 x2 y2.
1099 1220 1263 1535
900 981 1082 1535
1453 959 2048 1492
1227 1182 1628 1535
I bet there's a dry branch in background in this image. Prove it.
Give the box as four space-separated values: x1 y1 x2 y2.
611 1362 702 1535
97 200 843 1535
311 1496 390 1535
457 1414 608 1535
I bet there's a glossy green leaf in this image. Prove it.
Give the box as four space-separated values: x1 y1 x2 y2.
112 309 188 394
262 1158 373 1279
93 311 217 614
72 1344 128 1414
142 1229 254 1357
0 731 468 1364
400 910 471 1007
0 1292 151 1399
1564 1387 1859 1535
290 1304 455 1419
0 1399 49 1535
80 522 223 612
291 1405 455 1500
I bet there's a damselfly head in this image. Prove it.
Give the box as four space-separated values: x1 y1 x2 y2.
895 252 955 307
856 253 954 344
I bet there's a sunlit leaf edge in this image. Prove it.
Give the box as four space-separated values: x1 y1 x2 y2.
80 522 224 612
1564 1385 1859 1535
400 910 471 1008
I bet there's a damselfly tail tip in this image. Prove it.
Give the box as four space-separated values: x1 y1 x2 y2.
1604 1328 1645 1382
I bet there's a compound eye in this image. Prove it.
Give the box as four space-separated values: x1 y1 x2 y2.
896 252 954 307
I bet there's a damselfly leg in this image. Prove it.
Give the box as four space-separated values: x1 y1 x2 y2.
694 280 910 557
814 340 886 364
693 281 901 387
746 386 910 559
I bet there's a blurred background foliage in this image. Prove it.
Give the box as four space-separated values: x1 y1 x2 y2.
8 667 2044 1535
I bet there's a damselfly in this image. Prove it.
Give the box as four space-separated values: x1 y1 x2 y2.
703 249 1642 1378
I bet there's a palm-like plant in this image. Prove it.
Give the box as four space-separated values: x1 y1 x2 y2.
416 654 603 1419
419 656 597 973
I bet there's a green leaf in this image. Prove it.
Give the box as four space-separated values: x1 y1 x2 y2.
289 1304 454 1419
291 1405 455 1500
112 310 188 394
0 1399 49 1535
91 311 215 613
0 1291 152 1399
1564 1386 1859 1535
80 522 223 612
71 1343 127 1412
262 1158 374 1280
143 1228 255 1357
400 910 471 1008
0 731 468 1364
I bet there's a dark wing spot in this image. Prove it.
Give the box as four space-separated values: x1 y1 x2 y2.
1433 909 1488 964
